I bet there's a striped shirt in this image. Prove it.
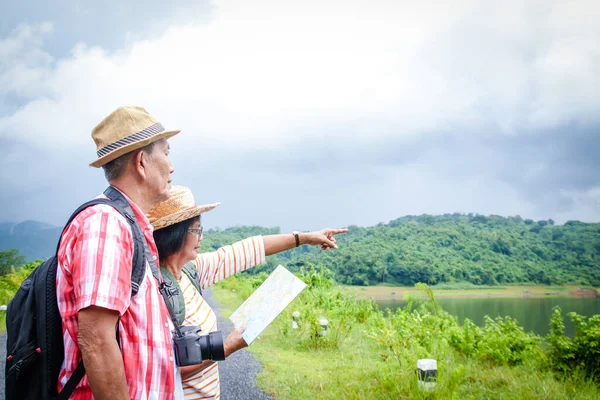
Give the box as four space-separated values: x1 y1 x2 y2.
180 236 266 399
56 189 183 399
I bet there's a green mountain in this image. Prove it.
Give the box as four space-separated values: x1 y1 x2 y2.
3 214 599 286
200 215 600 286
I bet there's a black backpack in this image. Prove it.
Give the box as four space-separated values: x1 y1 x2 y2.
5 187 148 400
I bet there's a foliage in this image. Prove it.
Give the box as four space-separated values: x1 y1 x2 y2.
547 307 600 380
0 248 26 275
450 316 542 365
0 259 39 303
200 226 280 252
200 214 600 286
212 270 600 399
0 260 41 331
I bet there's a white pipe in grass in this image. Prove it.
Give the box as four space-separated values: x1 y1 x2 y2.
292 311 300 329
319 318 328 337
417 359 437 392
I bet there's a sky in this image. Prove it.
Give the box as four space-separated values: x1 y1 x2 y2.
0 0 599 232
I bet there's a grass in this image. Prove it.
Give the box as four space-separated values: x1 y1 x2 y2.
1 264 598 398
211 274 600 400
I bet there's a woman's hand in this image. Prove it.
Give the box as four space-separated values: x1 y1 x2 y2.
223 326 248 358
263 228 348 256
301 228 348 250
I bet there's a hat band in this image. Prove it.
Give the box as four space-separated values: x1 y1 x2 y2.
96 122 165 158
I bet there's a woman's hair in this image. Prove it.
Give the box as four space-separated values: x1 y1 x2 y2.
153 216 200 261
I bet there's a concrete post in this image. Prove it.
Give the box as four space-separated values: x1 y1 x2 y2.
417 359 437 392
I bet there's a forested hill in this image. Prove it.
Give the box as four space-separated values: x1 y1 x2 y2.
200 214 600 287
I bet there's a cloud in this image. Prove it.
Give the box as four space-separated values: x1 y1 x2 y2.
0 22 54 100
0 0 599 228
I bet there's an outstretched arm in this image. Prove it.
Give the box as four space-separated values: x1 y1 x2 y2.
263 228 348 255
193 228 348 289
194 236 266 289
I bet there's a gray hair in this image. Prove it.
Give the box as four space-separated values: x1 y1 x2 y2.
102 141 157 182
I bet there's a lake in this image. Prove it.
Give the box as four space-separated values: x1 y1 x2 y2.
376 297 600 336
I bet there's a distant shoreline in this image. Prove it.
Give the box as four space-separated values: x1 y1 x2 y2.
344 284 600 300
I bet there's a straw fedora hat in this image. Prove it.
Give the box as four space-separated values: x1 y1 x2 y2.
90 106 180 168
148 185 220 230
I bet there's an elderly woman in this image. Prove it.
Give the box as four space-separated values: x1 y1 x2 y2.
148 186 346 399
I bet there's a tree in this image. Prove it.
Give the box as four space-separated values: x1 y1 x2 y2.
198 215 600 286
0 248 26 275
491 238 512 256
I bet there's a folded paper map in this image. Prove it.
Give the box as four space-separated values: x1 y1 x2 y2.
230 265 307 344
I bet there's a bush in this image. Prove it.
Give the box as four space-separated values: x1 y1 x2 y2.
449 318 482 355
448 316 541 366
476 316 541 365
547 307 600 380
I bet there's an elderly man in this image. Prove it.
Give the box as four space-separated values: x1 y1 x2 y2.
56 106 183 399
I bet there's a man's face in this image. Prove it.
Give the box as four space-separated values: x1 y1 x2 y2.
145 138 174 204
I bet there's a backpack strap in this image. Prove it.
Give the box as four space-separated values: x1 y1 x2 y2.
56 187 146 296
55 197 113 253
117 195 183 336
160 267 186 326
182 262 202 295
159 263 203 326
56 186 148 399
58 361 85 400
57 327 120 400
103 186 146 296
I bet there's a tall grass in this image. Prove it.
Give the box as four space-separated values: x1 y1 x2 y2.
0 261 41 331
212 268 600 399
1 262 597 398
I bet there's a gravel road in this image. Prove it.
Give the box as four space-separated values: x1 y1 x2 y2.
203 288 272 400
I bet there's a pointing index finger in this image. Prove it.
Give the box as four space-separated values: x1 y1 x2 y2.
329 228 349 236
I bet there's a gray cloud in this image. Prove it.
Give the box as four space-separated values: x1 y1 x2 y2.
1 0 599 231
0 0 214 59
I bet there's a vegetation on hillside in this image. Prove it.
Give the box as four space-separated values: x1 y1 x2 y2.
3 213 599 286
201 214 600 286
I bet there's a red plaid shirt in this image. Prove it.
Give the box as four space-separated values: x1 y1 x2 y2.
57 189 181 399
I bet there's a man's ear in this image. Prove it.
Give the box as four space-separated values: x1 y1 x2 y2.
134 150 149 180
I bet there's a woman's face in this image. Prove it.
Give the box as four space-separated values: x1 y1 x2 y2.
182 217 203 263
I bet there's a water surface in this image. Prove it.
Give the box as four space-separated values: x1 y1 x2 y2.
376 297 600 336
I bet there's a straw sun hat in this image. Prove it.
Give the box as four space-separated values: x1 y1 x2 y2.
148 186 220 230
90 106 180 168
